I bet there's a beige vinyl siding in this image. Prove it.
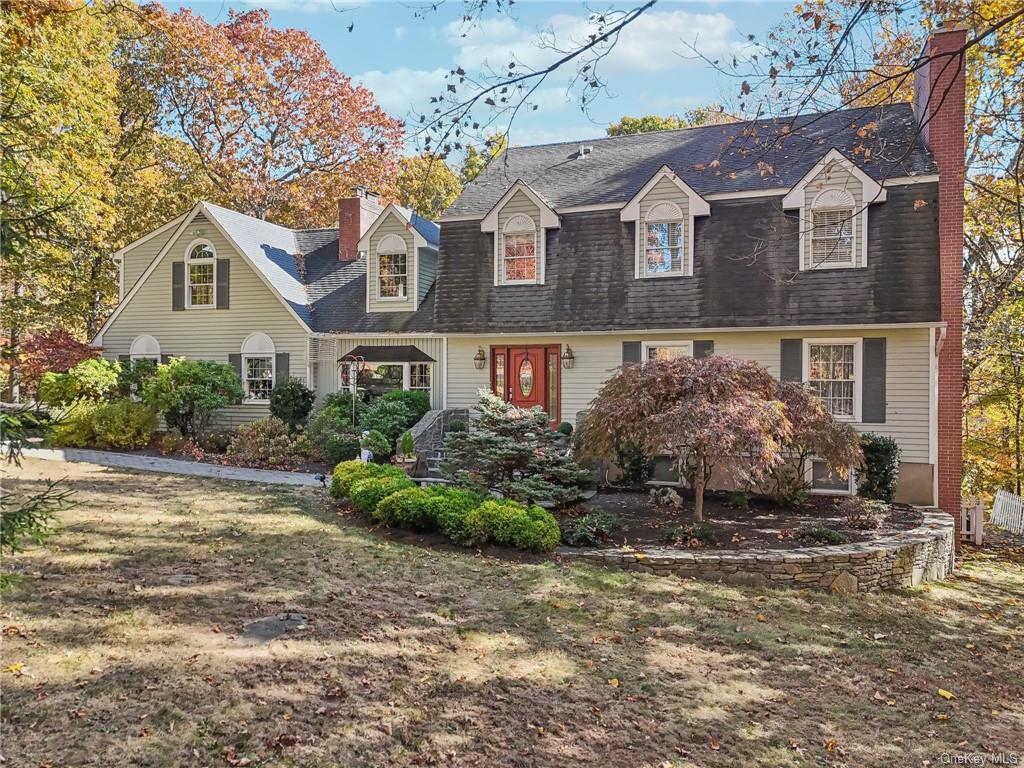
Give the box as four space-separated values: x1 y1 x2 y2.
495 190 542 284
801 161 865 270
445 327 931 463
120 221 181 295
328 336 445 409
639 176 692 276
100 213 309 427
418 247 438 304
368 211 416 313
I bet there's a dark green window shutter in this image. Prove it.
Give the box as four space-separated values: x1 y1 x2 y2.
275 352 290 382
693 340 714 358
172 261 185 311
118 354 130 363
780 339 802 381
862 338 886 423
216 259 230 309
622 341 641 364
229 353 242 381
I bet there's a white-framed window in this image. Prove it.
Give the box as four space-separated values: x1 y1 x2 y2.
409 363 431 392
501 214 537 284
129 334 160 362
340 361 432 399
806 459 856 495
642 341 692 362
241 332 275 402
642 202 684 277
186 239 216 308
377 234 408 300
809 189 856 269
804 338 862 421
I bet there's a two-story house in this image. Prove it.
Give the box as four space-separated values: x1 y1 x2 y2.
92 26 965 521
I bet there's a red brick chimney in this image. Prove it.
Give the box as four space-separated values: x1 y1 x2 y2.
914 23 967 545
338 186 384 262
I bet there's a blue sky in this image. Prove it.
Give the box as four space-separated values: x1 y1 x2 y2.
166 1 795 149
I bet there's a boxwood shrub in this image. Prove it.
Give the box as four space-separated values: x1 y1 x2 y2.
373 486 436 529
427 486 483 543
329 460 405 499
349 475 415 516
462 499 561 552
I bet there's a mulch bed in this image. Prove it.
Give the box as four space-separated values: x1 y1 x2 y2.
558 488 923 550
104 445 332 475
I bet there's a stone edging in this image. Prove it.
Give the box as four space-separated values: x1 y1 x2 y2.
556 509 955 594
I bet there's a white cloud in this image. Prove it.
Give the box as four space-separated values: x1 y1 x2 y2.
394 26 407 40
357 67 447 116
445 9 742 76
504 123 607 148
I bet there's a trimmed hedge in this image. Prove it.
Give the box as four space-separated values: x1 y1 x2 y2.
328 460 405 499
462 499 561 553
374 486 436 529
349 475 415 516
427 486 483 543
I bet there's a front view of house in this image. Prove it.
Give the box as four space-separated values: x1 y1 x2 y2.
92 28 966 520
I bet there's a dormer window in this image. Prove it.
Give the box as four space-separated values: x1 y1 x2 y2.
643 202 684 277
377 234 408 300
501 214 537 284
810 189 856 268
186 240 215 308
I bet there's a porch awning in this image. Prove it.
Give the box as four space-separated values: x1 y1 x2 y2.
340 345 435 363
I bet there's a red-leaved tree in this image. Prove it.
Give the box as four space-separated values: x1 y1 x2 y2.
14 329 98 399
580 356 791 521
153 8 403 227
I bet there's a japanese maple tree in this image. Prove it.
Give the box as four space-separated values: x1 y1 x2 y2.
580 356 791 521
154 8 403 227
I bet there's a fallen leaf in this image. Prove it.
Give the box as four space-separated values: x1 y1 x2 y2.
709 735 720 751
608 678 619 688
937 689 955 700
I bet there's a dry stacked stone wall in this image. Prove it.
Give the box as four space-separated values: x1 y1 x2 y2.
557 509 955 594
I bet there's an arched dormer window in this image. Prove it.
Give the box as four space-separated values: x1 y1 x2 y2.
129 334 160 362
241 332 275 401
377 233 408 299
501 214 537 284
186 239 216 308
643 201 684 277
810 188 856 268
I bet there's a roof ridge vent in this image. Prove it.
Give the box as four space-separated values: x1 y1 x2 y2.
577 144 593 159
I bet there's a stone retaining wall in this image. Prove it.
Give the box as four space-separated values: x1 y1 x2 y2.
557 509 955 594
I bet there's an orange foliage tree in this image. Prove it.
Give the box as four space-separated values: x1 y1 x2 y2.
153 8 403 227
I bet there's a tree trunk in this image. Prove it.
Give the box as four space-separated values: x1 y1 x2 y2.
693 451 705 522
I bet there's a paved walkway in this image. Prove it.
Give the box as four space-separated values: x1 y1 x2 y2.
20 447 322 487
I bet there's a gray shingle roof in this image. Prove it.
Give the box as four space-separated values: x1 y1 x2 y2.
203 203 437 333
445 103 936 217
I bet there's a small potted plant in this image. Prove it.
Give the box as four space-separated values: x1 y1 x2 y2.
394 430 418 475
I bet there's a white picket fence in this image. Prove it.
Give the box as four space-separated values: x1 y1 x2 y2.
991 489 1024 535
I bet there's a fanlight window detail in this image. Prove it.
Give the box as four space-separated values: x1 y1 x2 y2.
502 214 537 283
377 233 408 299
518 358 534 396
810 188 856 268
643 201 684 276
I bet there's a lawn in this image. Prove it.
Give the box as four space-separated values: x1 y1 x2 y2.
3 458 1023 768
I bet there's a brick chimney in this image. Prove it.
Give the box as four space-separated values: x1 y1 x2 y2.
914 23 967 545
338 186 384 262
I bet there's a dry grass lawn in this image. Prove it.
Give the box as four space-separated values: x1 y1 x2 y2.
3 458 1023 768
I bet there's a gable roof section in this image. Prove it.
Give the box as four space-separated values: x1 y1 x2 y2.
620 165 711 221
444 103 935 218
780 147 887 209
357 204 440 251
480 179 559 232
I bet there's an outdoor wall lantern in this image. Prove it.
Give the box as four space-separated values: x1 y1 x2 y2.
561 345 575 369
473 346 486 370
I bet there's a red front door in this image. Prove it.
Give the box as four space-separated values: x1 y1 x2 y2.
491 345 561 425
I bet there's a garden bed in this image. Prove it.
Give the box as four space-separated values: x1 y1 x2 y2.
559 489 923 550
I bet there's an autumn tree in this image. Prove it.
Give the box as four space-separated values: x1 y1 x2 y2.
395 154 462 219
580 356 791 521
460 134 508 184
606 105 738 136
153 7 403 227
